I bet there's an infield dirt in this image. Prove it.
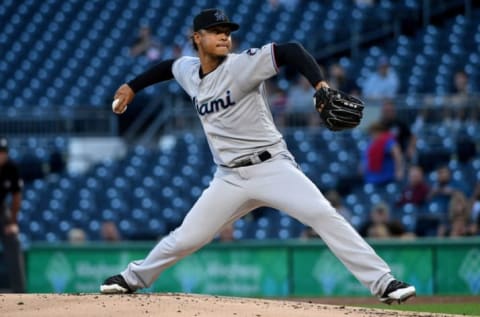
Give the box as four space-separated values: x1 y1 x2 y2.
0 293 466 317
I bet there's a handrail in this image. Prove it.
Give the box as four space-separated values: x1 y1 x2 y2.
0 108 116 136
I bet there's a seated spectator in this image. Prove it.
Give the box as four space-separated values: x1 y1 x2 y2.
68 228 87 244
362 56 399 99
416 166 457 237
428 166 463 209
452 71 471 98
286 76 318 127
438 191 474 237
416 166 470 236
397 166 429 207
416 166 471 236
359 203 408 238
130 26 163 61
444 70 473 125
101 221 121 242
328 63 360 96
416 70 476 126
380 100 416 161
363 122 404 185
469 183 480 235
448 217 471 237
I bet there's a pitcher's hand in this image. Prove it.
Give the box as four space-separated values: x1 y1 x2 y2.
112 84 135 114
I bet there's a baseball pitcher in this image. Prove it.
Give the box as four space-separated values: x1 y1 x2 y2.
101 9 415 304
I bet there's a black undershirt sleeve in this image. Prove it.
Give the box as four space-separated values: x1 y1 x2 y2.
273 43 325 87
127 59 175 93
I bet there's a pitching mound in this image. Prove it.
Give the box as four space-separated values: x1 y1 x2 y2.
1 293 460 317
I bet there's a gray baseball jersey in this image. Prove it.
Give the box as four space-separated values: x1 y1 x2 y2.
172 43 287 166
117 44 400 298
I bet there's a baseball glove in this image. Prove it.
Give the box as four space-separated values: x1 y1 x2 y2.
314 87 364 131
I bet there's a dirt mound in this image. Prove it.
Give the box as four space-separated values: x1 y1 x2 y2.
0 293 459 317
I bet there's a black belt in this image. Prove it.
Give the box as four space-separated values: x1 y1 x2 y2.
229 151 272 168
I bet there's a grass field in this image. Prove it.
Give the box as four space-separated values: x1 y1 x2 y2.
364 303 480 316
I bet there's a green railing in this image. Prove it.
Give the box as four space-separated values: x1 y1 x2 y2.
26 238 480 296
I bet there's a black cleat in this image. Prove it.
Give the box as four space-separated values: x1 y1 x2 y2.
379 280 416 304
100 274 134 294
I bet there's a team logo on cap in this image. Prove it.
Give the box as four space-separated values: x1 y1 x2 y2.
214 10 226 21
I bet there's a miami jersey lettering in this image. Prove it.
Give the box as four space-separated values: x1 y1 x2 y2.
172 44 286 166
193 90 236 116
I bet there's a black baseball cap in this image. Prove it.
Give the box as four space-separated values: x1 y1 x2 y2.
0 137 8 152
193 9 239 32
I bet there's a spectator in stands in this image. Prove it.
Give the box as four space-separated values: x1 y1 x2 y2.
416 165 463 237
447 218 472 237
362 56 399 99
359 203 408 239
0 137 26 293
443 70 473 127
363 122 404 185
380 100 416 161
286 76 318 127
397 166 429 207
454 70 471 92
328 63 360 96
451 71 472 105
68 228 87 244
360 203 391 238
469 183 480 235
427 166 461 210
101 221 122 242
130 26 163 61
438 191 473 237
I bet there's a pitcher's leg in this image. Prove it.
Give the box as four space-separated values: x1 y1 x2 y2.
251 159 393 296
121 177 258 290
